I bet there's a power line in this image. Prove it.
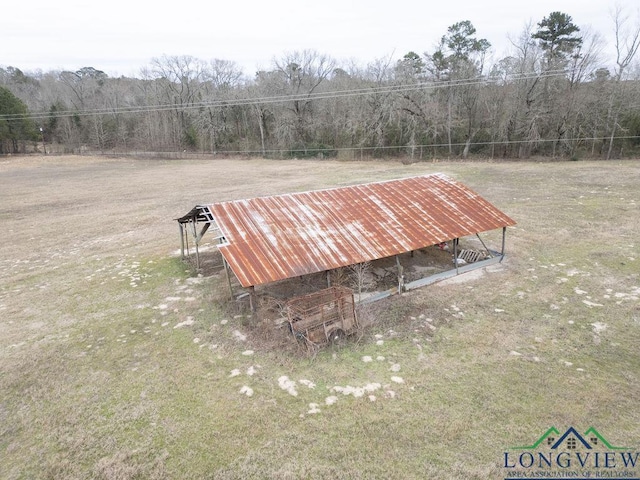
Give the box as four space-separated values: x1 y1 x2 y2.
0 70 571 122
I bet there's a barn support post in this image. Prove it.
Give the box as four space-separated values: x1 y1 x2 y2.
454 238 459 274
249 286 257 318
327 270 332 287
500 227 507 263
223 257 234 299
184 224 190 257
191 221 200 270
179 223 185 259
396 255 404 294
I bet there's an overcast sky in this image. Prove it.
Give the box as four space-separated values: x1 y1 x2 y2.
3 0 638 78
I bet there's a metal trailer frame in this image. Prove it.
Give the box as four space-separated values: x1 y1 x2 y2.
286 286 358 348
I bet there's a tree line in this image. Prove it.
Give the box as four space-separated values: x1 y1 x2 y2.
1 10 640 159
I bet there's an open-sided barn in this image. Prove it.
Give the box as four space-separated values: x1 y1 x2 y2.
177 173 516 312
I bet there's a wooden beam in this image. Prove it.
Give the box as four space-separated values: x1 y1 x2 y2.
196 222 210 243
475 233 493 258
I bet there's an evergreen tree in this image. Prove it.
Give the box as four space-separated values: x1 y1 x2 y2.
0 86 36 154
532 12 582 65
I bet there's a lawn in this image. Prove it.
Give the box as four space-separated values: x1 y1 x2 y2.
0 156 638 479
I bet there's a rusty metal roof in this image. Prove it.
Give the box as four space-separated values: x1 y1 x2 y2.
184 174 516 288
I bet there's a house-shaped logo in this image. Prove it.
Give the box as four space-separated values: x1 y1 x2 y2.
504 426 638 477
510 426 630 451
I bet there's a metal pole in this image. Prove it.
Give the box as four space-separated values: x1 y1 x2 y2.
223 257 234 299
179 223 185 259
500 227 507 263
191 221 200 270
396 255 404 294
249 286 257 317
454 238 459 274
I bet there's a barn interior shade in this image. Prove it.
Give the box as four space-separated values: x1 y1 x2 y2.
179 173 516 288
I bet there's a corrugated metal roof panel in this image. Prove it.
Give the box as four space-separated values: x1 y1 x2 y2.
198 174 515 287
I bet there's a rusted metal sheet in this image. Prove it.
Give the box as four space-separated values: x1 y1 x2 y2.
192 174 515 288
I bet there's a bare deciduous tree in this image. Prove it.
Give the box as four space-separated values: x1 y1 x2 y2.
606 4 640 159
272 50 336 149
349 262 372 302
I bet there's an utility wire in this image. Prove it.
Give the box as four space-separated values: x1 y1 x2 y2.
0 69 572 122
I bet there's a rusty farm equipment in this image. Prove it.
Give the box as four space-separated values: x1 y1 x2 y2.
286 286 358 347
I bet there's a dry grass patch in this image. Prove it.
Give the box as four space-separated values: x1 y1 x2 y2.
1 156 639 478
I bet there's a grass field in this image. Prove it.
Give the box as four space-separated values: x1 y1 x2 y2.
1 155 639 479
